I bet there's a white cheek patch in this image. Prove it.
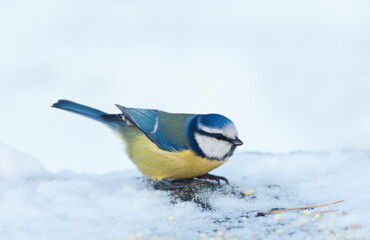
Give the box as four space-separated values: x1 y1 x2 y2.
195 133 232 159
199 123 238 139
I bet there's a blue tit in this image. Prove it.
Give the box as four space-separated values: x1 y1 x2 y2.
52 100 243 183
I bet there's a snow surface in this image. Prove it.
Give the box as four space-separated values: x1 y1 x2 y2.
0 143 369 239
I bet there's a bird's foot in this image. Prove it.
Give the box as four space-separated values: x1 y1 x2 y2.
196 173 229 185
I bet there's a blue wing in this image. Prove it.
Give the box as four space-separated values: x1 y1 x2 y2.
115 104 192 152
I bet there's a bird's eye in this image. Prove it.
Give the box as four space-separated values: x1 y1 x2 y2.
215 134 224 140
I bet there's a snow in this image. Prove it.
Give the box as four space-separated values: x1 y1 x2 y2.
0 143 369 239
0 142 46 179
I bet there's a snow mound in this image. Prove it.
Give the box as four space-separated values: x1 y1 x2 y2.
0 142 46 179
0 149 369 239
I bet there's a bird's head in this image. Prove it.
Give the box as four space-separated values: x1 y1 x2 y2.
188 114 243 160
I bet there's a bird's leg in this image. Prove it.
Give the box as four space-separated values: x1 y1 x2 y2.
196 173 229 185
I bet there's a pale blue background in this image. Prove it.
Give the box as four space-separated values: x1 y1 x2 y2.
1 0 369 173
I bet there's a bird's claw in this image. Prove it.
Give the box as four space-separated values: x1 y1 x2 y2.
196 173 229 185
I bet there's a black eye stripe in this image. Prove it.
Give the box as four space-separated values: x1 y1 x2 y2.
197 130 233 143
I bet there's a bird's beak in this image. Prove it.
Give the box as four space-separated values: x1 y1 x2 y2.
232 137 243 146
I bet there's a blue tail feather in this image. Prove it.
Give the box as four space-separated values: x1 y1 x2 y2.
52 100 123 128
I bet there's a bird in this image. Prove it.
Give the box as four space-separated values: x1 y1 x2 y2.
52 100 243 185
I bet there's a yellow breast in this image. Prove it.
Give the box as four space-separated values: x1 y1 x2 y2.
122 132 228 180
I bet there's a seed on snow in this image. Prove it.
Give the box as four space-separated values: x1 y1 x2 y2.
274 214 283 222
318 224 326 230
300 218 308 225
244 189 255 196
303 210 311 216
276 229 283 234
199 233 207 238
